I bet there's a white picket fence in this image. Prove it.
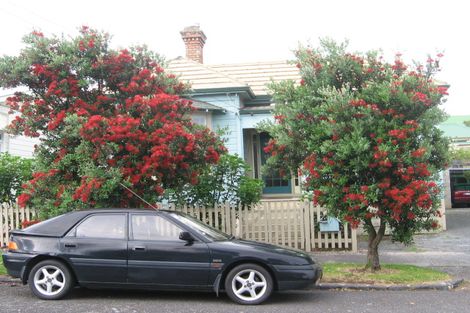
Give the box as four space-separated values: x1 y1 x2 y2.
0 203 38 247
163 200 357 252
0 201 358 252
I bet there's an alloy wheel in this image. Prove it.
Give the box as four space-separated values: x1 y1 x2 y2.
33 265 66 297
231 269 268 302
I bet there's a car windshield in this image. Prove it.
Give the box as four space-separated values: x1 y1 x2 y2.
168 212 231 241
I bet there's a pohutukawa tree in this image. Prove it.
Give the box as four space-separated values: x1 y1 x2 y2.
261 40 449 270
0 27 225 217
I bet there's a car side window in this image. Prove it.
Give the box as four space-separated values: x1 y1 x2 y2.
75 214 126 239
131 215 183 241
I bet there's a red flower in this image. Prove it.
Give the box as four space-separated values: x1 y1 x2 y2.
21 219 41 229
437 86 449 95
388 129 407 139
205 146 220 163
412 92 432 106
31 30 44 37
18 193 31 208
274 115 286 123
411 148 426 158
313 190 323 205
377 179 391 189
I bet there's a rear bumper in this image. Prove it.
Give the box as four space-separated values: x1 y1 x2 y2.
274 264 323 290
2 252 35 281
452 197 470 203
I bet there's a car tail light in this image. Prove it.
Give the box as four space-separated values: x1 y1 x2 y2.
8 241 18 251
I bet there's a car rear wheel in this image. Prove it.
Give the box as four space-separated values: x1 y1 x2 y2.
224 263 273 305
28 260 73 300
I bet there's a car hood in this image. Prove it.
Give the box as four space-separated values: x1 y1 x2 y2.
212 238 314 264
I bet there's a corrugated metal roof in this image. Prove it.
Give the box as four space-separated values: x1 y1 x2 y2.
167 58 300 96
438 115 470 138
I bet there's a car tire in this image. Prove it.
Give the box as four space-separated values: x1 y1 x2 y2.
224 263 273 305
28 260 74 300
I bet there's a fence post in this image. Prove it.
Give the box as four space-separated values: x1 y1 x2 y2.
264 202 270 243
303 202 310 252
351 227 358 252
231 204 237 236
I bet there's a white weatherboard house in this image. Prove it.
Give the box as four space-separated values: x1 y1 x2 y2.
0 94 39 158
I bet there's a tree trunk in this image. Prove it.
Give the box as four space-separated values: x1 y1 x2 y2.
364 218 386 272
367 239 381 271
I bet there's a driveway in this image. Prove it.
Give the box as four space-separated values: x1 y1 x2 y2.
315 208 470 279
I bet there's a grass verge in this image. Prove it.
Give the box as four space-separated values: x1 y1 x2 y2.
322 262 451 285
0 251 6 275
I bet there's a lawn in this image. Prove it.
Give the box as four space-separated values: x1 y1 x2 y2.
0 251 6 275
322 262 451 285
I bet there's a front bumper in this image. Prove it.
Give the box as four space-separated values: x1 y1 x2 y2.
273 264 323 290
2 252 35 281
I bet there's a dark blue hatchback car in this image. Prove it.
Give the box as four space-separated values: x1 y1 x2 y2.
3 209 322 304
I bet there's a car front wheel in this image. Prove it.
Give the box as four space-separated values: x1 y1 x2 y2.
28 260 73 300
224 263 273 305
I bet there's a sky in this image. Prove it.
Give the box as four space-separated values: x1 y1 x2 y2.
0 0 467 115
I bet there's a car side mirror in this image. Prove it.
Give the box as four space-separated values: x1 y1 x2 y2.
179 231 194 242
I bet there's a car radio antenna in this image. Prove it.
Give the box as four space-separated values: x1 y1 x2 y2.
119 182 159 210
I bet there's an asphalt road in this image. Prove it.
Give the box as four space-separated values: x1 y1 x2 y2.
1 282 470 313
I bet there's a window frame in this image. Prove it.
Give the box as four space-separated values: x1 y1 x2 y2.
129 213 186 242
68 213 128 240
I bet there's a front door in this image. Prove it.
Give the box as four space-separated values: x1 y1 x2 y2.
127 213 211 287
259 132 292 194
61 213 128 284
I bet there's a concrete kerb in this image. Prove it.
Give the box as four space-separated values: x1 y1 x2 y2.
316 279 464 291
0 275 20 284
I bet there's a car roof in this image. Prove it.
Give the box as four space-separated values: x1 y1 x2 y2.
14 208 165 237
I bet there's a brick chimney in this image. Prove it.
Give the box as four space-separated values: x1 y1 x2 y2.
180 25 207 63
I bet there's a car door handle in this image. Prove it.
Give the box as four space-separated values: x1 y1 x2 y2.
64 244 77 248
133 246 146 251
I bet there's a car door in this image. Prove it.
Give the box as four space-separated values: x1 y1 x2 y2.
60 213 128 284
127 213 211 287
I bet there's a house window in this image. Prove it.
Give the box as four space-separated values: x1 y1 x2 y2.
191 113 207 126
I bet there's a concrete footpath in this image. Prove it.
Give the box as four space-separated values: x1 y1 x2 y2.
313 208 470 283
